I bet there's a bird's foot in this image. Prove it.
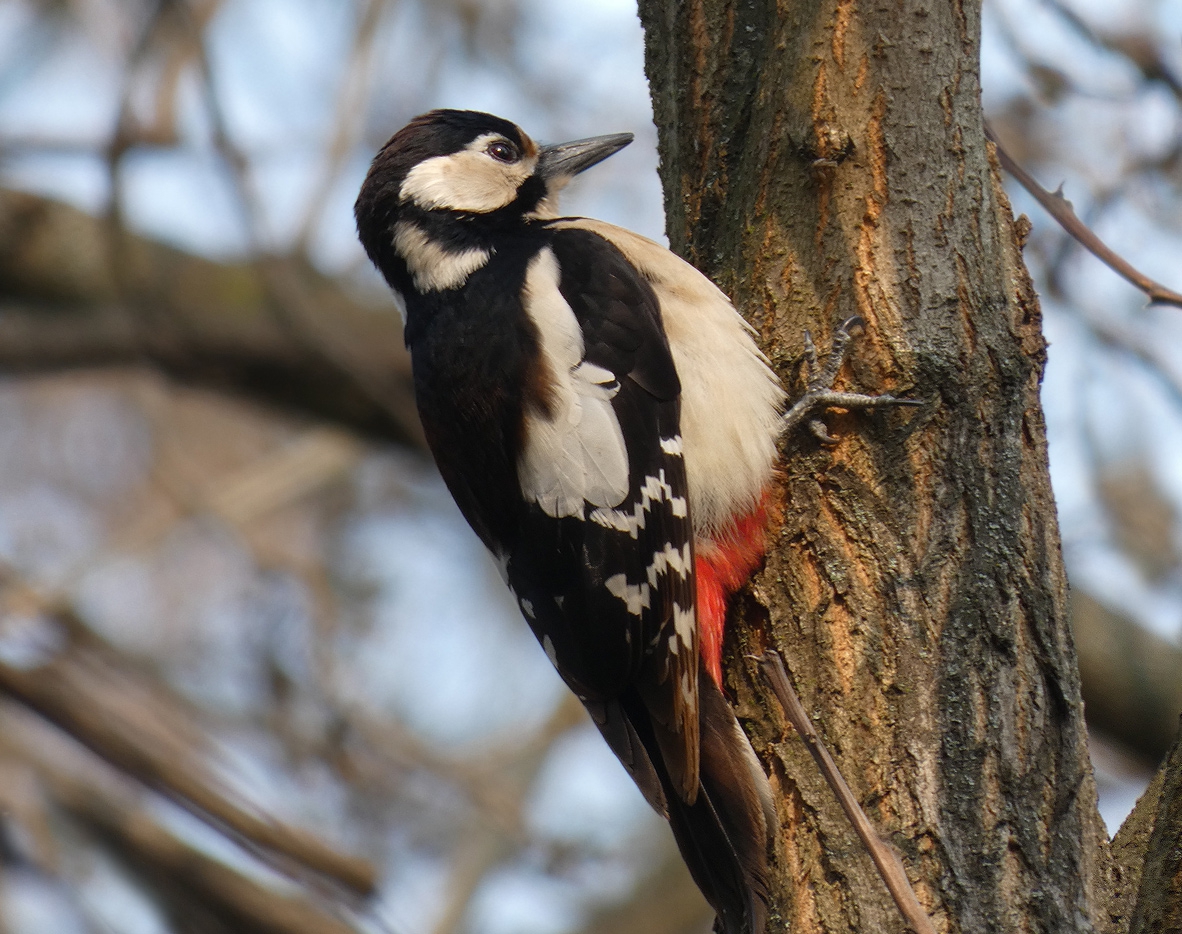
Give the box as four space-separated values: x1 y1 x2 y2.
781 316 921 443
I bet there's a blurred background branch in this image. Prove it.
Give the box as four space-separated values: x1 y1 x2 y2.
0 0 1178 931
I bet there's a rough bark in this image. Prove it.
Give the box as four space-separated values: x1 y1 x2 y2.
636 1 1110 931
1110 719 1182 934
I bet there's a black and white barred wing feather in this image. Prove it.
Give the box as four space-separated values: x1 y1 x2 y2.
505 226 701 807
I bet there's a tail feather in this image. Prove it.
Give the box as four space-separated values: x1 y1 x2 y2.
609 660 772 934
586 697 669 818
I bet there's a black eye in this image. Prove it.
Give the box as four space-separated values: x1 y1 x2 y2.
487 141 518 163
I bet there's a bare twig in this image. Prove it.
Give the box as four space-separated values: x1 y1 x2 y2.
1040 0 1182 102
985 123 1182 309
0 594 377 897
294 0 392 254
31 748 362 934
0 707 364 934
758 652 937 934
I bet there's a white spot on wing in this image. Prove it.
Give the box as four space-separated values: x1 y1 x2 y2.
588 469 676 539
605 573 651 616
673 602 695 647
660 436 683 455
543 635 558 666
520 598 535 619
647 542 693 587
517 248 630 518
393 221 490 291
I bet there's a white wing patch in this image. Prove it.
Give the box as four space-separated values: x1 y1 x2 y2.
393 221 490 292
550 218 786 537
589 467 683 538
606 573 651 616
518 248 630 518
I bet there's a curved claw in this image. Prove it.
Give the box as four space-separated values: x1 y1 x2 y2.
839 315 865 335
809 418 838 444
783 319 920 442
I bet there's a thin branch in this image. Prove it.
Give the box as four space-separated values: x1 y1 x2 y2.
0 591 377 898
0 709 361 934
1040 0 1182 103
26 746 363 934
758 653 937 934
294 0 392 255
985 123 1182 309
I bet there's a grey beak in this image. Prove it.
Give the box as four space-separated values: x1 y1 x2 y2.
538 132 633 180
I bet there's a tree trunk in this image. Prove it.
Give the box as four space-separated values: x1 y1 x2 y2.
635 1 1115 930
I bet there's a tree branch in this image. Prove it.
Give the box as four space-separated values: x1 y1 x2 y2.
1073 592 1182 764
759 654 936 934
0 590 376 897
985 124 1182 309
1108 717 1182 933
0 188 423 448
46 760 363 934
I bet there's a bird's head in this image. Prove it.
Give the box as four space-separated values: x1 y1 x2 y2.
355 110 632 295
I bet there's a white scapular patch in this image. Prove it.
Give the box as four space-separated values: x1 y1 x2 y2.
518 248 630 518
392 221 490 292
552 219 786 536
660 435 683 456
605 573 651 617
401 134 538 213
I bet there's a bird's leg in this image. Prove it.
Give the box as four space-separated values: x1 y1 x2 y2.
781 315 921 443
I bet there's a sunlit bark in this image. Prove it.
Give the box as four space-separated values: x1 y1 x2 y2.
637 1 1116 929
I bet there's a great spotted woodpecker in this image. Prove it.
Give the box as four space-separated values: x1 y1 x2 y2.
355 109 894 934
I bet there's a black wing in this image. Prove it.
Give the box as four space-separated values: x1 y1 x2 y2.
504 225 700 805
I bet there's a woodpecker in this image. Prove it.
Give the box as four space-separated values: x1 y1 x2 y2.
355 109 787 933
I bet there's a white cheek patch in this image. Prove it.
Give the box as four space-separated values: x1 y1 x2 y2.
400 135 537 213
393 221 490 292
517 248 630 518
